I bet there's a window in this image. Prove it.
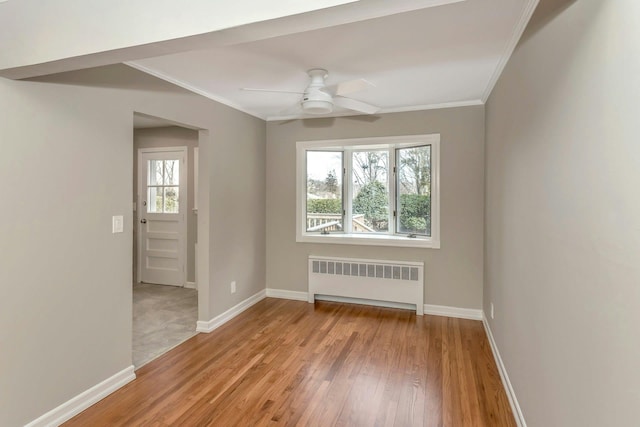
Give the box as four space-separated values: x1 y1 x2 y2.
147 159 180 214
396 145 431 236
352 150 389 233
297 134 440 248
306 151 343 232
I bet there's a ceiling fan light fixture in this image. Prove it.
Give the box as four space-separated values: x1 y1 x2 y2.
302 99 333 114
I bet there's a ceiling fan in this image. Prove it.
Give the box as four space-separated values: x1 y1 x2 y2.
242 68 380 116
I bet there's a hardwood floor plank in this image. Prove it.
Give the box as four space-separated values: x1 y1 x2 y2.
64 299 515 426
424 316 444 427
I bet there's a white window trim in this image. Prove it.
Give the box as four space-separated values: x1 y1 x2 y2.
296 134 440 249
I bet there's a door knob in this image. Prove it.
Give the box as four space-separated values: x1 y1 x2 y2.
140 219 147 224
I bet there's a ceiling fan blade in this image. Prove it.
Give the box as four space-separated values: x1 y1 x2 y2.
242 88 304 95
334 96 380 115
327 79 375 96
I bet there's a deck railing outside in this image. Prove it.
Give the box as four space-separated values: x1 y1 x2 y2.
306 214 374 233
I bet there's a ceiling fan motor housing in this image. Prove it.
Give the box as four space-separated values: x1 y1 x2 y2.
302 68 333 114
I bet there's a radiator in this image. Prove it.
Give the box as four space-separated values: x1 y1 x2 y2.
308 256 424 315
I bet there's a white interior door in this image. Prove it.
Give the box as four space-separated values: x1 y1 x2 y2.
138 148 187 286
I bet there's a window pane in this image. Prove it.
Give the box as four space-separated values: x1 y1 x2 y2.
306 151 343 232
164 160 179 185
352 151 389 232
148 160 163 185
147 187 162 213
164 187 179 213
397 145 431 236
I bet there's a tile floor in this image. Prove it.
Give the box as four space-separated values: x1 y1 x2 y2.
132 282 198 368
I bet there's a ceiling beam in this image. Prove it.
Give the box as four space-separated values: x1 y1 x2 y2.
0 0 464 79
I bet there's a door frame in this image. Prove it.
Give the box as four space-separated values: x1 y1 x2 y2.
132 111 210 327
136 146 188 286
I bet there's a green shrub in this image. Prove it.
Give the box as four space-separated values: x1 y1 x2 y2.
353 181 389 230
399 194 430 233
307 198 342 214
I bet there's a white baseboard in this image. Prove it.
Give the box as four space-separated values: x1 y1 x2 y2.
196 289 266 333
482 314 526 427
25 365 136 427
267 288 414 310
265 288 308 301
316 294 415 311
423 303 483 320
266 288 482 320
185 281 197 290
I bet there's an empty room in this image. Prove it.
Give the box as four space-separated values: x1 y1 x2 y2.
1 0 638 426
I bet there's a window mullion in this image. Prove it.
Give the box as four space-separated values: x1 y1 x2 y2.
344 149 353 233
161 161 166 213
388 148 396 235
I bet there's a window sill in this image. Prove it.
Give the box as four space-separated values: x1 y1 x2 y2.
297 232 440 249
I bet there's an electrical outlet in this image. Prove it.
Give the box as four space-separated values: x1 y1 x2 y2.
490 303 495 319
230 281 236 294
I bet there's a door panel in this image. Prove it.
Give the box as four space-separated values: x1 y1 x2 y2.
138 149 186 286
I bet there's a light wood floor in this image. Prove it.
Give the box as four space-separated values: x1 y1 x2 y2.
65 298 515 426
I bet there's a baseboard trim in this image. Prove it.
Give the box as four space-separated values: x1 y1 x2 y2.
316 294 416 311
482 314 526 427
265 288 308 301
25 365 135 427
196 289 266 333
423 304 483 320
266 288 482 320
185 281 197 290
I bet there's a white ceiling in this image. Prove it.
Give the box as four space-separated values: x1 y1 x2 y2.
129 0 537 121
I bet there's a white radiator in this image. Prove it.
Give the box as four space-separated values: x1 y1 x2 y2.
308 256 424 315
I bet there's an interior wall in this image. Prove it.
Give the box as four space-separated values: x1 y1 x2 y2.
133 126 199 284
0 65 266 427
484 0 640 425
266 106 485 309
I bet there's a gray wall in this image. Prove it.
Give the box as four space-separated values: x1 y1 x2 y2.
133 126 199 284
484 0 640 425
266 107 485 309
0 65 266 427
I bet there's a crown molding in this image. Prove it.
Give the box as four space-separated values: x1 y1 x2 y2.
481 0 540 102
125 61 266 120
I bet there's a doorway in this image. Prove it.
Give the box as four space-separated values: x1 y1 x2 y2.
132 114 200 368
